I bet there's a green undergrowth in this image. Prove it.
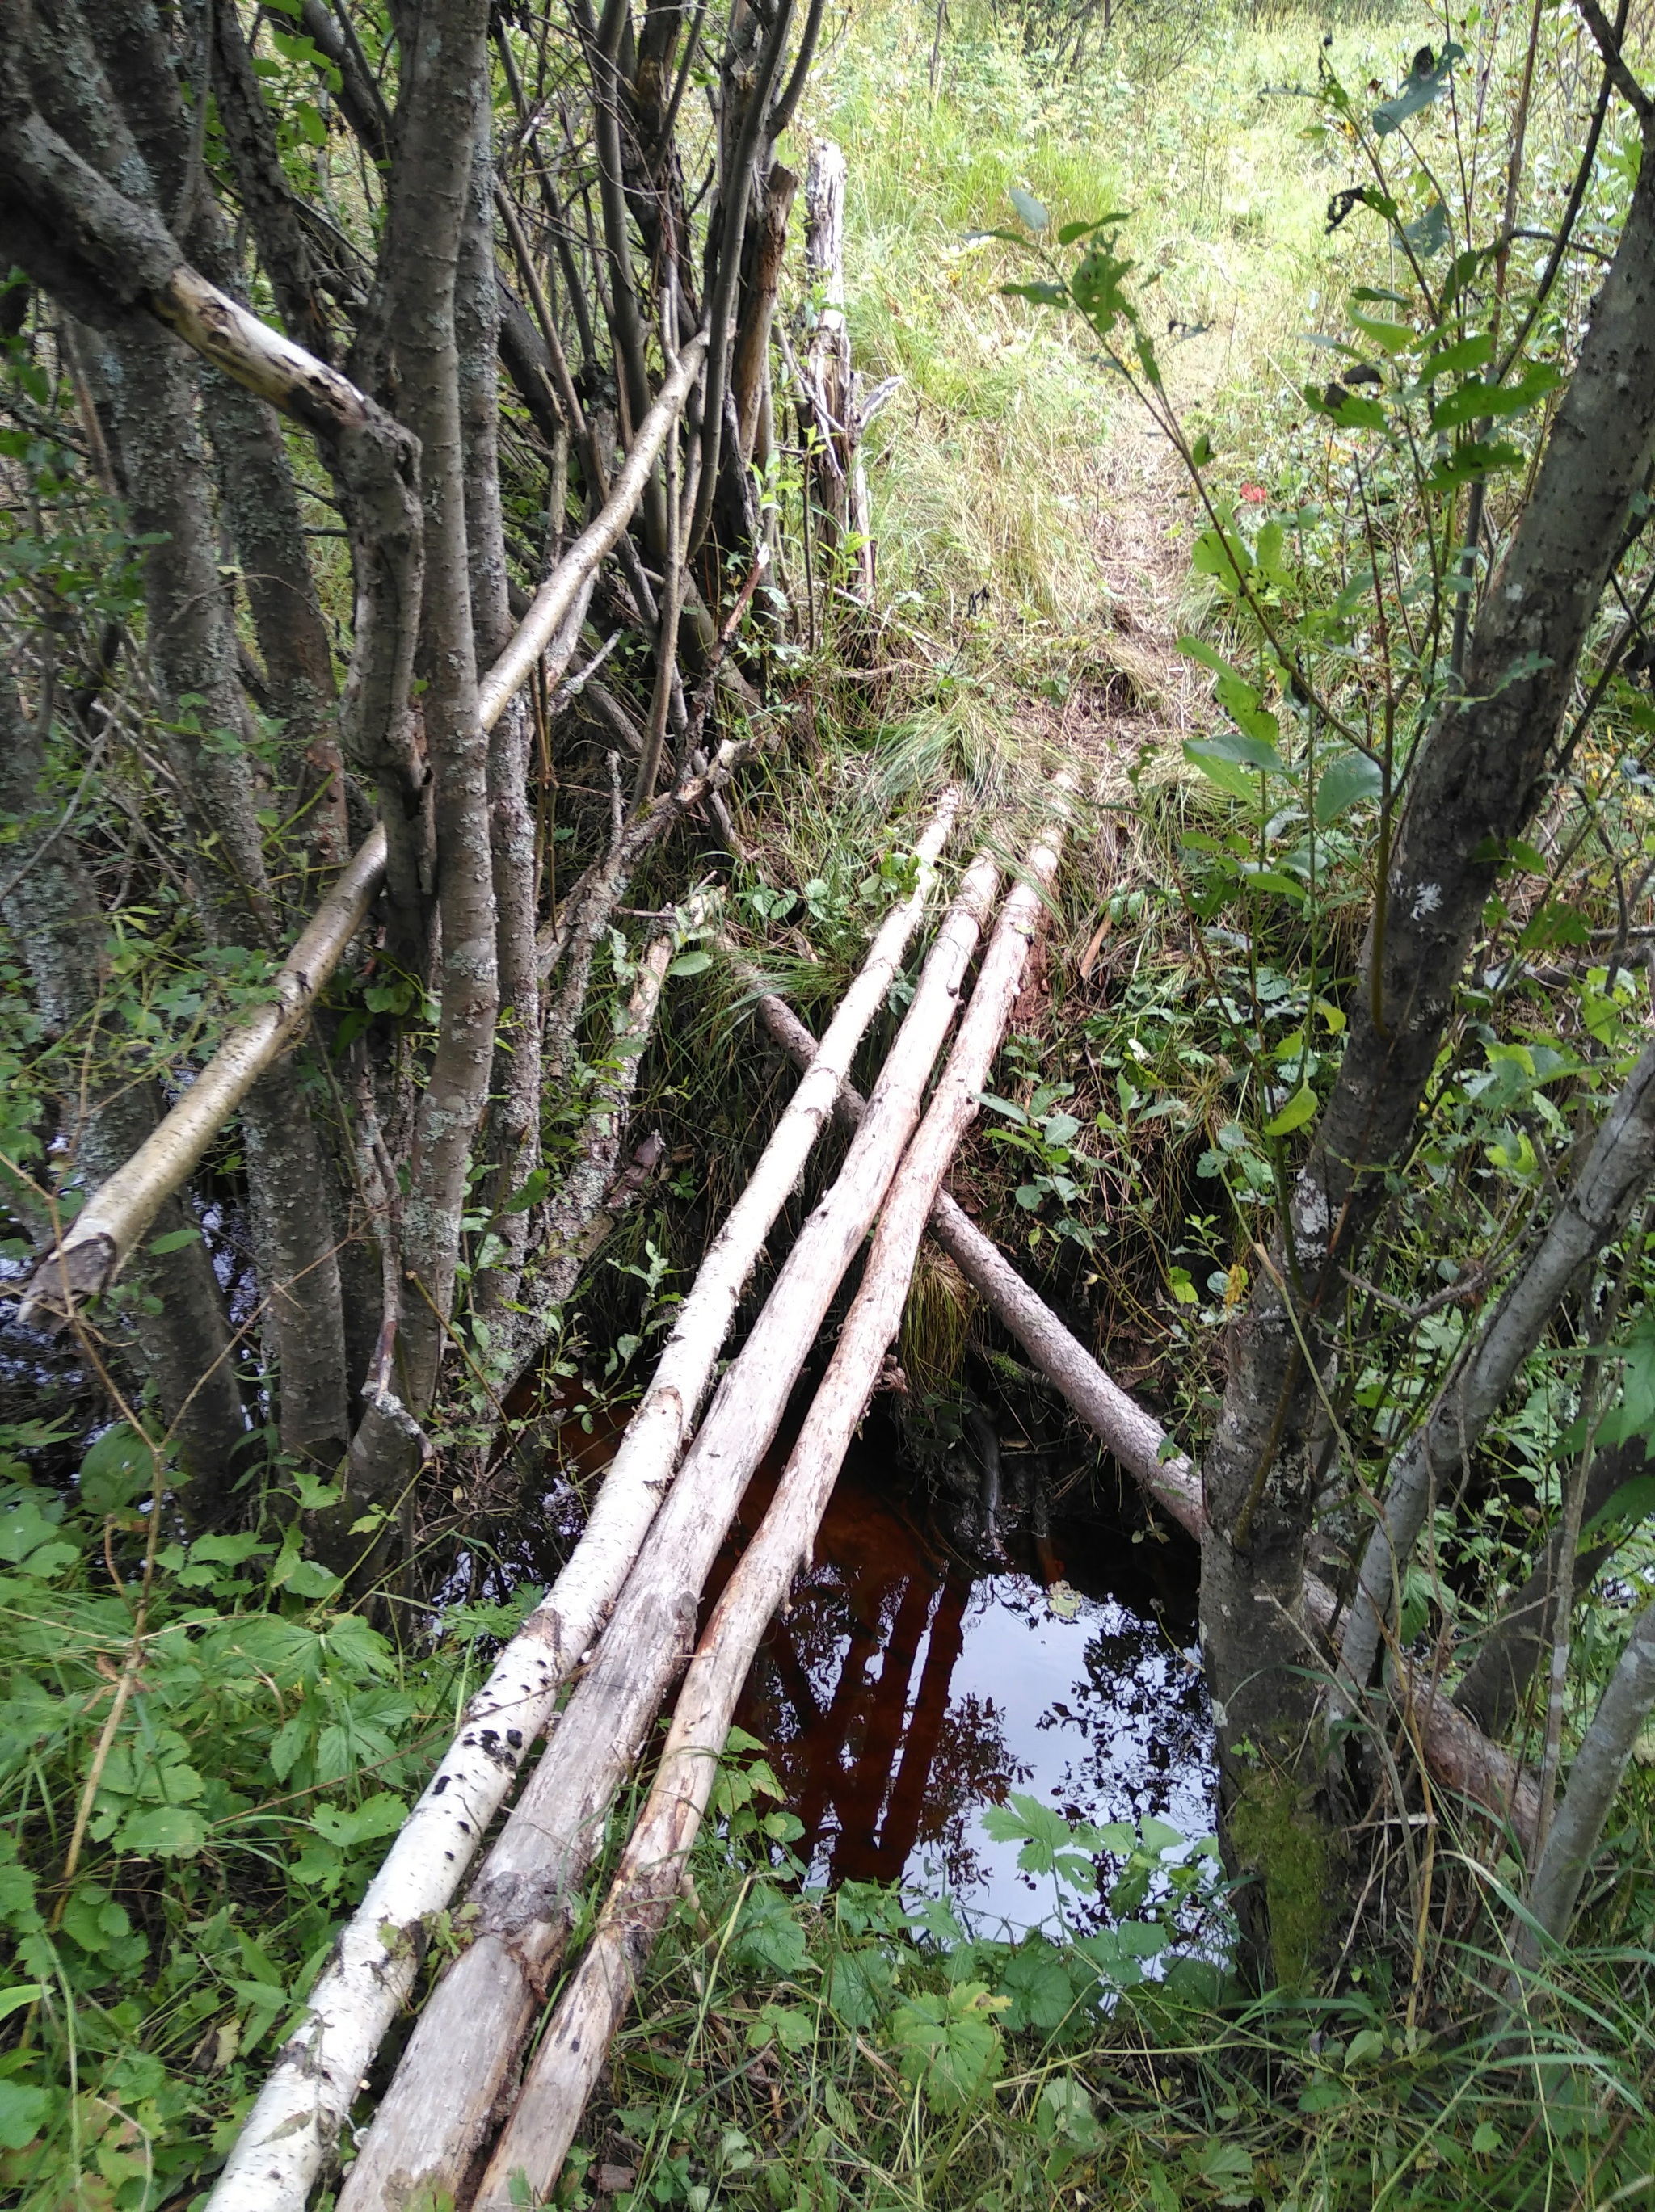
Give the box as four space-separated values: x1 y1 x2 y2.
547 1743 1655 2212
803 0 1411 641
0 1425 529 2209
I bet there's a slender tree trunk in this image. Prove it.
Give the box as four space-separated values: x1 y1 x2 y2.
1334 1034 1655 1716
1202 100 1655 1985
0 659 249 1502
346 0 499 1510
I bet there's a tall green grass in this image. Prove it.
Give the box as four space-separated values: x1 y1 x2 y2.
797 0 1419 637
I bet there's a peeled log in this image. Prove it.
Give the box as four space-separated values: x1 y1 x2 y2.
206 797 956 2212
336 847 1002 2212
473 797 1071 2210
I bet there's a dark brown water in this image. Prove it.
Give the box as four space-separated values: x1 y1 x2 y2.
702 1432 1214 1931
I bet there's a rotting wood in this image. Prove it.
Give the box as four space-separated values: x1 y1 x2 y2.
748 986 1543 1851
470 795 1071 2210
336 843 1003 2212
206 799 956 2212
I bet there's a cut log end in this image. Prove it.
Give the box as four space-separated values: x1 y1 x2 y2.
19 1232 117 1327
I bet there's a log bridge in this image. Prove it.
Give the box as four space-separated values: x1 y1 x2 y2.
189 768 1543 2212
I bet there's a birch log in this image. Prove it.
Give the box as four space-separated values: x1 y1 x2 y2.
335 846 1000 2212
472 800 1070 2210
19 827 386 1318
748 986 1541 1848
204 799 956 2212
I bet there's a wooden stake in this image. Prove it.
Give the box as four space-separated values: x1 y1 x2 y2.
336 844 1001 2212
472 797 1072 2210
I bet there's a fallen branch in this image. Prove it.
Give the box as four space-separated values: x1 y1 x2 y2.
336 842 1004 2212
478 334 708 730
747 986 1542 1850
19 828 386 1318
211 795 954 2212
472 797 1070 2210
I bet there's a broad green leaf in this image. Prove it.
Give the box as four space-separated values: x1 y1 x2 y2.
1009 186 1050 233
79 1423 159 1514
117 1804 208 1858
0 1983 45 2026
1402 199 1451 256
824 1946 896 2029
666 948 711 977
1350 309 1413 353
1315 750 1384 823
889 1983 1005 2113
278 1558 344 1602
1190 728 1288 777
1430 363 1564 430
0 2080 51 2151
1372 44 1464 134
731 1884 810 1975
1265 1083 1318 1137
1419 331 1493 381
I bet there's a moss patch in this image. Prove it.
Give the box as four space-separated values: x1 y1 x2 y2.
1229 1752 1340 1993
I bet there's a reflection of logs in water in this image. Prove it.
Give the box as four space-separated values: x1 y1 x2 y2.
704 1411 1211 1920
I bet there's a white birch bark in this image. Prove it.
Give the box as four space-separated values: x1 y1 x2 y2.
20 828 387 1318
472 796 1069 2210
335 845 1001 2212
25 347 710 1332
204 796 956 2212
477 336 708 729
1334 1035 1655 1718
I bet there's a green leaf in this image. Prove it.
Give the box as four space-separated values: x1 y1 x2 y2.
1430 363 1564 430
278 1558 344 1601
1419 331 1493 381
116 1804 208 1858
1315 750 1384 823
0 1983 45 2027
1008 186 1050 233
889 1983 1005 2113
1196 726 1287 776
992 1940 1077 2031
78 1423 158 1514
1265 1084 1318 1138
1372 44 1464 135
0 2080 52 2151
730 1885 810 1975
1402 199 1451 257
825 1946 896 2029
1350 309 1413 354
148 1224 203 1255
666 948 712 978
1582 1474 1655 1537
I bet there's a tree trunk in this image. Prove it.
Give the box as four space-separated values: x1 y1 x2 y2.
1334 1033 1655 1716
1203 97 1655 1986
